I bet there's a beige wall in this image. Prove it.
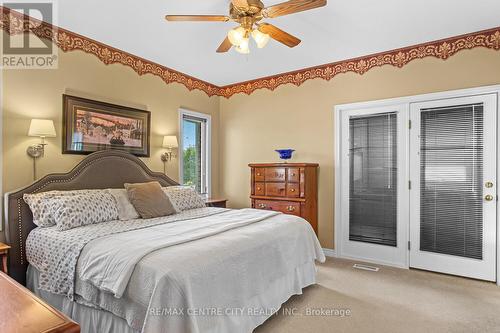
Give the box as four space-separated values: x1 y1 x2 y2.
2 34 499 248
219 48 500 248
1 36 220 240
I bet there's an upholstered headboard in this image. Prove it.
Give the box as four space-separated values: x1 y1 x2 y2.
4 149 179 284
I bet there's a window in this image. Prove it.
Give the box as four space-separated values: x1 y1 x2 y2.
349 112 398 247
179 110 211 195
419 104 484 259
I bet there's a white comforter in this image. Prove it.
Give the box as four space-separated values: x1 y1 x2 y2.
75 208 325 333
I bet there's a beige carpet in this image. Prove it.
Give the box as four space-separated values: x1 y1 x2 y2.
255 257 500 333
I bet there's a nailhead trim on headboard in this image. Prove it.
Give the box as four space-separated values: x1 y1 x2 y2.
6 150 179 284
17 199 23 264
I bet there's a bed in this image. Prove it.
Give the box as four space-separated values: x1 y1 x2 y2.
4 150 325 333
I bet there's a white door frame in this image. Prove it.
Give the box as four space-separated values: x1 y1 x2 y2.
408 94 497 281
334 84 500 283
338 104 409 268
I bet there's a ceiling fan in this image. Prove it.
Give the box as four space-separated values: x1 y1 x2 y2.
165 0 327 54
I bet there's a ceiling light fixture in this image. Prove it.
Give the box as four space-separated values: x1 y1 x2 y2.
235 36 250 54
251 28 270 48
227 26 246 46
165 0 328 54
227 26 270 53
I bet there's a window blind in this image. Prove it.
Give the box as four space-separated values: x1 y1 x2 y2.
349 112 398 247
420 104 483 260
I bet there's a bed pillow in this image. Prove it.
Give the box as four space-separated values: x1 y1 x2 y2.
108 188 140 221
125 182 178 219
162 186 206 211
51 191 119 231
23 189 104 227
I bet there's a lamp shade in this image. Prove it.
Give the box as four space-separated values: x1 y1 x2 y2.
162 135 178 148
28 119 56 137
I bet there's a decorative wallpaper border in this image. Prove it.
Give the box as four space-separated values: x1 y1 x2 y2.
0 6 221 97
219 27 500 98
1 6 499 99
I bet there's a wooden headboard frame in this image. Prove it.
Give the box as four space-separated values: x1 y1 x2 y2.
4 150 179 285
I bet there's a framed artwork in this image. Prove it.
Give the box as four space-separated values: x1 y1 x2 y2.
62 95 151 157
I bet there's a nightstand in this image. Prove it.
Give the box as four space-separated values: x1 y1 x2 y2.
205 198 228 208
0 242 10 274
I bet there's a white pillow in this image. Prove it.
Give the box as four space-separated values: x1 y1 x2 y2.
24 189 105 227
108 188 140 221
51 191 119 231
162 186 206 211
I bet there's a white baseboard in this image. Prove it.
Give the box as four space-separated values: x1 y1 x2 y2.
322 248 336 257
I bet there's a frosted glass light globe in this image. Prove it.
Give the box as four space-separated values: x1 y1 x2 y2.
235 37 250 54
228 27 246 46
252 29 270 48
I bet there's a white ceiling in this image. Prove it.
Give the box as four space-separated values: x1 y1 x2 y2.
20 0 500 85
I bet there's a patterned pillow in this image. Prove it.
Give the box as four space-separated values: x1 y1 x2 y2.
23 190 103 227
50 192 119 231
162 186 206 211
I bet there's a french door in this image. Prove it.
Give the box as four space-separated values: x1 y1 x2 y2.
338 92 498 281
339 105 408 267
409 95 497 281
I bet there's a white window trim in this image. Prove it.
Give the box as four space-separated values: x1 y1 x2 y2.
178 108 212 197
334 84 500 284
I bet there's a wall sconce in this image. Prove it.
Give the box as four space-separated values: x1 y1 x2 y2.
161 135 178 174
27 119 56 180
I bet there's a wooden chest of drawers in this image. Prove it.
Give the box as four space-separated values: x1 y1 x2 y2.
249 163 319 233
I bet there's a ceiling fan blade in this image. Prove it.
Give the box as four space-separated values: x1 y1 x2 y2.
231 0 250 8
263 0 326 18
258 23 301 47
165 15 229 22
216 37 233 53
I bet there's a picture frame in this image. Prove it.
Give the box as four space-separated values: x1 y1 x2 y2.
62 94 151 157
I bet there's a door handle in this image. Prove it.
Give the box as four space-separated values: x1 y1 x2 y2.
485 195 494 201
485 182 494 188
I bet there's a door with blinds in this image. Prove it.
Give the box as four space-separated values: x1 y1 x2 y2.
409 94 497 281
339 105 408 266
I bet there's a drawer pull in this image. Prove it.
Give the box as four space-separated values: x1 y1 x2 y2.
286 206 296 212
257 173 261 176
292 173 296 177
257 187 262 191
258 203 267 209
290 189 296 192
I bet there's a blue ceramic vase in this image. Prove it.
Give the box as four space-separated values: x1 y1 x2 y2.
275 149 295 162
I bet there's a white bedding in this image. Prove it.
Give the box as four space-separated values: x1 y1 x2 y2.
27 207 226 299
28 208 325 333
78 209 282 298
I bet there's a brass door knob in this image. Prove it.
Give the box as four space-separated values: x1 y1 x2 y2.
485 195 494 201
486 182 494 188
